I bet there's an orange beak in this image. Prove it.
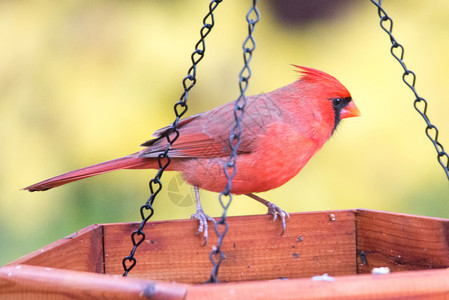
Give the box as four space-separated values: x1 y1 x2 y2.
340 101 361 119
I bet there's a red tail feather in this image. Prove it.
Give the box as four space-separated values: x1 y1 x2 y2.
24 156 152 192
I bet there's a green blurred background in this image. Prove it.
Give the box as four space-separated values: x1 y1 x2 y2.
1 1 448 266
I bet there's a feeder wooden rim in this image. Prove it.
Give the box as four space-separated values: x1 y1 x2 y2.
1 208 449 299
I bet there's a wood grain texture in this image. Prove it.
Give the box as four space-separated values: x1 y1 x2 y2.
185 268 449 299
4 209 449 299
7 224 104 273
356 209 449 273
103 210 356 283
0 264 187 300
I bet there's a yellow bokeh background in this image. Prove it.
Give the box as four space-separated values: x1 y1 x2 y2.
1 1 448 266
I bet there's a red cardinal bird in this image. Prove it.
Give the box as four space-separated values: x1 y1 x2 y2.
25 66 360 243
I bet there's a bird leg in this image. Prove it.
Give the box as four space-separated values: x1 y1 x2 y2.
190 186 216 246
245 193 290 235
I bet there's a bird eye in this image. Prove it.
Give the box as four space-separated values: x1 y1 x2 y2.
332 98 343 107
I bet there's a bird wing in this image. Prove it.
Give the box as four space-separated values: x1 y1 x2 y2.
138 93 284 159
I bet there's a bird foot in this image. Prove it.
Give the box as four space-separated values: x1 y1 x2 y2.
245 193 290 236
266 202 290 235
191 209 216 246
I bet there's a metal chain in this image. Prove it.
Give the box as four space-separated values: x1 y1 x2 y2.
370 0 449 180
122 0 223 276
207 0 260 284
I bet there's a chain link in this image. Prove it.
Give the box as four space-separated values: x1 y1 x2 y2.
370 0 449 180
122 0 223 276
207 0 260 284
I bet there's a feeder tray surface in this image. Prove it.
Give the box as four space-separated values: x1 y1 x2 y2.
1 209 449 299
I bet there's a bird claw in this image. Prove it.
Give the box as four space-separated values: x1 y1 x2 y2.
191 209 216 246
245 193 290 236
266 202 290 235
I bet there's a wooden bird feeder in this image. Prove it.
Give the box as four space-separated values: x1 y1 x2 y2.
2 208 449 299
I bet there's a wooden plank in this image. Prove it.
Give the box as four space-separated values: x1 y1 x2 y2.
7 224 104 273
4 209 449 299
0 264 187 300
185 268 449 299
103 210 356 283
356 209 449 273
